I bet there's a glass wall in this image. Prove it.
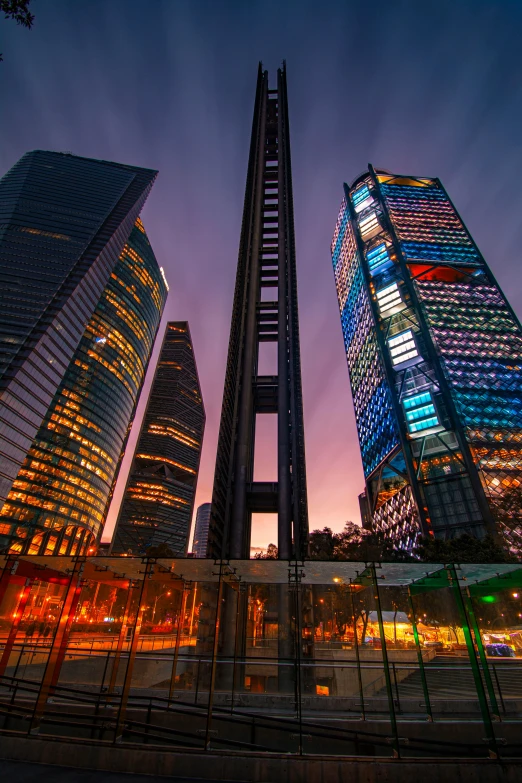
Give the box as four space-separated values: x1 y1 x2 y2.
0 556 520 759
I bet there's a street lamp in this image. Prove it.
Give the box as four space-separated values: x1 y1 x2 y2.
152 591 172 623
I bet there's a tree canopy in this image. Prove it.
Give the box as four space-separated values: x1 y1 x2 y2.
1 0 34 61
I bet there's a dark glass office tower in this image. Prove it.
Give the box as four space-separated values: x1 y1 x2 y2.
332 167 522 551
192 502 211 557
208 63 308 560
0 151 165 554
112 322 205 555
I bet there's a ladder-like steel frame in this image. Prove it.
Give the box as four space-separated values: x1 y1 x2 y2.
208 63 308 560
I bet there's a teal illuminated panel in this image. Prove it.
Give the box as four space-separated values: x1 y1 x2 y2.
402 391 441 436
367 243 393 275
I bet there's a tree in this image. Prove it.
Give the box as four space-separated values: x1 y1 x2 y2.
414 533 516 564
254 543 278 559
309 522 413 562
145 542 175 558
1 1 34 61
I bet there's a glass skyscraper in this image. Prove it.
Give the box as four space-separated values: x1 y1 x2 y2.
112 322 205 555
0 151 167 554
332 166 522 550
192 502 211 557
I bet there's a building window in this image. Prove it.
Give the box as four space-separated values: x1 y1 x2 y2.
376 282 404 316
366 242 392 275
388 329 419 367
352 184 373 213
402 391 442 437
359 212 380 239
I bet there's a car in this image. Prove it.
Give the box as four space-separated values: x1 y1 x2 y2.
485 643 516 658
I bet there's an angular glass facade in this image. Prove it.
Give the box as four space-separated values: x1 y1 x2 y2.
0 220 168 555
332 168 522 550
112 322 205 555
0 151 157 507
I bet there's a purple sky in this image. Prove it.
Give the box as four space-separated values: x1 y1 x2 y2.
2 1 522 550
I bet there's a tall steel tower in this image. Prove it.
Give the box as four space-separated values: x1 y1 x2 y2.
208 63 308 560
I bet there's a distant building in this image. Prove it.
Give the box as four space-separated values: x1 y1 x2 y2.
332 166 522 550
112 322 205 555
192 502 211 557
0 151 165 555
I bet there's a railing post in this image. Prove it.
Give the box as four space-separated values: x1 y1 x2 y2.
446 564 499 759
29 557 85 734
407 587 433 721
371 563 400 758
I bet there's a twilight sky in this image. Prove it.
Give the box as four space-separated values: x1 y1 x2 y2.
2 0 522 550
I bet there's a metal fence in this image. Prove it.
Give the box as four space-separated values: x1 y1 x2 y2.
0 555 520 759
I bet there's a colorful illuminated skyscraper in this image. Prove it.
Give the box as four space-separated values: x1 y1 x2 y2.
0 151 166 554
332 166 522 550
112 322 205 555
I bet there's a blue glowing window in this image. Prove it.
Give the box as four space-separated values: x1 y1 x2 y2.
352 184 371 208
402 391 442 436
367 243 391 274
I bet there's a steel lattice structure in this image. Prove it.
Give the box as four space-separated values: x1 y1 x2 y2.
332 167 522 550
208 63 308 560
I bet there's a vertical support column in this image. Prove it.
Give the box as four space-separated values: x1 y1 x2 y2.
370 563 400 758
230 76 268 559
231 581 247 711
204 561 225 750
114 561 153 741
349 581 366 719
277 73 291 560
0 578 33 678
407 588 433 721
0 556 19 608
107 581 135 696
29 557 85 734
464 586 500 720
446 564 499 759
169 581 189 702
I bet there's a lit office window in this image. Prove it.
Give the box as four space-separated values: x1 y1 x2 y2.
388 329 419 366
359 212 380 238
376 282 403 316
352 184 373 214
402 391 442 436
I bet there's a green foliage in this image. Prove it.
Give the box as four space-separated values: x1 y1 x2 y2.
308 522 413 562
1 0 34 61
145 542 175 558
254 542 278 559
414 534 516 564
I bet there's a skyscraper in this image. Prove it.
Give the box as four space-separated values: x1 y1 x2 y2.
192 502 211 557
208 63 308 560
332 166 522 550
0 151 166 554
112 322 205 555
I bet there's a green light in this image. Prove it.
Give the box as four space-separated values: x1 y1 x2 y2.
481 595 497 604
